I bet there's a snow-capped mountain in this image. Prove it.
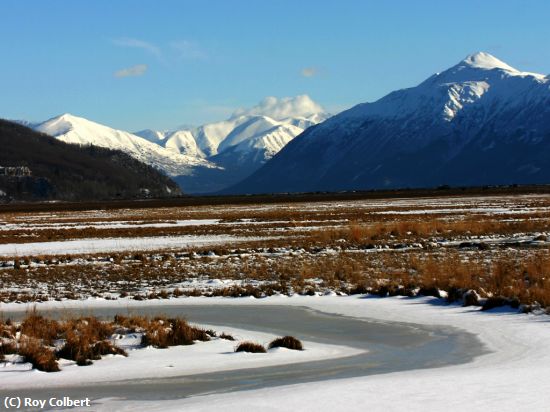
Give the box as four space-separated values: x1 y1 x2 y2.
227 52 550 194
29 96 328 194
140 95 328 158
163 130 205 158
137 95 329 193
35 114 216 177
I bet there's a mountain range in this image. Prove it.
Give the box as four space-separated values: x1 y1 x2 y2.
11 52 550 197
34 114 217 177
227 52 550 194
31 96 329 194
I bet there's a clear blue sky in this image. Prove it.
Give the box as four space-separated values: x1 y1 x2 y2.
1 0 549 131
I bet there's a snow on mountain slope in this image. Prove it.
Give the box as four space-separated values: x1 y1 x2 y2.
173 121 312 194
158 96 329 161
134 129 167 144
227 52 550 194
214 95 328 159
139 122 232 158
286 113 331 129
231 123 304 159
461 51 517 71
147 96 330 193
340 52 548 124
163 96 326 159
163 130 205 158
191 118 247 157
35 114 216 177
217 116 281 153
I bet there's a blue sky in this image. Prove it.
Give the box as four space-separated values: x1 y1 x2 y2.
1 0 549 131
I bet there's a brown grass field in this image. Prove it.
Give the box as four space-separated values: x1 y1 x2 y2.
1 191 549 310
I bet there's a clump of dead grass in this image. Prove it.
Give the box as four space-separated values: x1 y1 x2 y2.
235 341 266 353
219 332 235 341
18 336 60 372
141 317 210 348
268 336 303 351
0 312 218 372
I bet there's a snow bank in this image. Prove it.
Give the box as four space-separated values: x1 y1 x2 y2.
79 295 550 411
0 323 361 390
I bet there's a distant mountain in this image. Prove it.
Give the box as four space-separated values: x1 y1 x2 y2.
226 52 550 194
20 97 327 194
35 114 217 177
0 120 182 201
135 95 330 193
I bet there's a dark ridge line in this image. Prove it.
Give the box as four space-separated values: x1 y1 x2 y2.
1 184 550 213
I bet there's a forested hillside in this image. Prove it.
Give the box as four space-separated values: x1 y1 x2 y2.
0 119 181 201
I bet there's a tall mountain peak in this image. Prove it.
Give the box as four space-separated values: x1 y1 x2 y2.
227 54 550 194
460 52 517 72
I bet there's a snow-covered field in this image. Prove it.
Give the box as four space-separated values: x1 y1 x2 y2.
0 234 269 257
1 194 550 410
0 219 221 232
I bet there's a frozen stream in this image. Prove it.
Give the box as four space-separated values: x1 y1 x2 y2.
0 303 487 410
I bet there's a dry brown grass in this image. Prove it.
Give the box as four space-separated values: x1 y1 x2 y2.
113 314 150 332
21 310 62 345
219 332 235 341
235 341 266 353
57 335 127 366
268 336 303 351
4 193 550 246
2 244 550 307
141 317 210 348
56 317 121 365
0 312 221 372
309 217 550 247
18 336 60 372
0 339 16 360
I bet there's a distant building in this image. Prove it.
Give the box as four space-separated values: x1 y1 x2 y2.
0 166 32 177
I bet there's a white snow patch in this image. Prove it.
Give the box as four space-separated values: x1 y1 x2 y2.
0 235 268 257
